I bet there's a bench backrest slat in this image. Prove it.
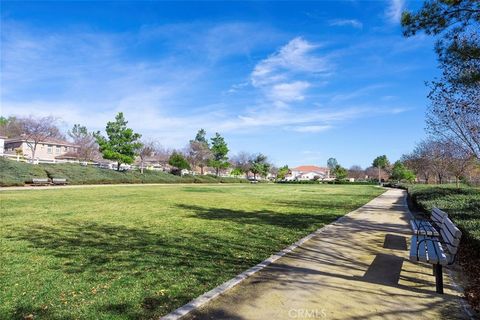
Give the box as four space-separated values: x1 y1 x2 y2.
440 216 462 254
431 207 447 225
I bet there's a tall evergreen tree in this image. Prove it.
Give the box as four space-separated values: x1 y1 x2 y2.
209 132 229 176
94 112 142 171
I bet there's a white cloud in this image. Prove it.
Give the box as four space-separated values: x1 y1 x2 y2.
289 125 332 133
267 81 311 103
329 19 363 29
386 0 405 24
251 37 328 87
250 37 330 105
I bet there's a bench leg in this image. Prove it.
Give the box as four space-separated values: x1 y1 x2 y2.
435 264 443 294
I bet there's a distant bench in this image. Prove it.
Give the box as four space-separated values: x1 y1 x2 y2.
32 178 50 186
409 207 462 294
31 178 68 186
52 178 67 185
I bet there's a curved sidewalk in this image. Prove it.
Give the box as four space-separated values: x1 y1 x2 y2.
184 189 469 320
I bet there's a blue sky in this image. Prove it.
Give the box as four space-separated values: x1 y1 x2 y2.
1 1 438 168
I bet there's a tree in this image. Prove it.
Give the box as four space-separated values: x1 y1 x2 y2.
249 153 270 180
209 132 229 176
277 165 290 181
401 0 480 86
230 168 244 177
138 140 155 174
68 124 98 161
348 165 364 180
18 116 63 161
402 1 480 158
94 112 142 171
426 67 480 159
444 140 475 186
187 130 212 175
194 129 209 145
333 165 348 180
402 141 435 184
391 161 416 183
372 155 390 183
0 116 23 137
168 151 190 175
231 151 253 178
327 158 338 175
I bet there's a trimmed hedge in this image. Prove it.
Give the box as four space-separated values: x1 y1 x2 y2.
0 158 248 187
277 180 378 185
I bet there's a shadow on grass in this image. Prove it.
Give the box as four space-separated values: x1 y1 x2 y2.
5 220 275 319
178 204 341 229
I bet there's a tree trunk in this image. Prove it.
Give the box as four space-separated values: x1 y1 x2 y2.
200 165 204 175
141 161 144 174
117 162 121 171
216 167 219 177
378 167 381 183
253 172 257 180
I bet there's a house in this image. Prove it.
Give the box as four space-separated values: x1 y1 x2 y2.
4 135 80 162
0 135 6 155
286 165 331 181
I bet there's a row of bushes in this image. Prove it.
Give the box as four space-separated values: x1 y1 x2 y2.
406 184 480 312
0 158 248 187
276 180 378 185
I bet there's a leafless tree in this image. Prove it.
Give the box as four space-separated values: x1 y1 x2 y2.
138 140 155 174
402 141 435 183
20 116 63 161
186 140 212 175
444 140 475 187
68 124 99 161
426 48 480 159
231 151 253 178
348 165 364 180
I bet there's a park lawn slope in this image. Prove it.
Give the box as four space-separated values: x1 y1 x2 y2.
407 184 480 312
0 184 384 319
0 158 246 186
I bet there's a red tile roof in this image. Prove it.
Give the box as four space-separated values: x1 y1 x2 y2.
292 165 329 172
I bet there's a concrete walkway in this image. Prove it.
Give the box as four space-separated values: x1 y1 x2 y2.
185 189 469 320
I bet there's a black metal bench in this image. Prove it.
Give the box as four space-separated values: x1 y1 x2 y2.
32 178 50 186
409 214 462 294
410 207 447 236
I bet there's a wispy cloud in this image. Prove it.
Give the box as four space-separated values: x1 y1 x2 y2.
385 0 405 24
329 19 363 29
289 125 333 133
250 37 330 106
2 19 412 152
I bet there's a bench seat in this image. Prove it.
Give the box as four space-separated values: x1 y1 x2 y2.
52 178 67 185
32 178 50 185
410 220 439 236
409 235 447 265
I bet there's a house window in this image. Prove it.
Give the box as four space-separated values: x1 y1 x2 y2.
56 146 61 154
47 146 52 154
64 146 68 152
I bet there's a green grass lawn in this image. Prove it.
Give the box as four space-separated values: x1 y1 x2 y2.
0 184 384 319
